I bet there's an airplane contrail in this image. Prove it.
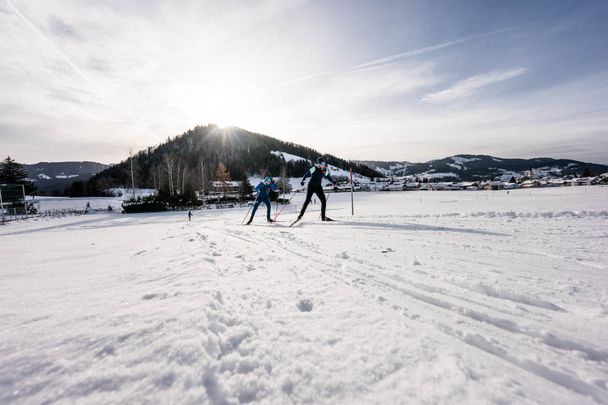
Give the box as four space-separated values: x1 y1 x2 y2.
6 0 94 87
267 23 532 89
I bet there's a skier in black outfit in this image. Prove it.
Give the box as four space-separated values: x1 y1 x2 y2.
297 157 337 222
246 176 279 225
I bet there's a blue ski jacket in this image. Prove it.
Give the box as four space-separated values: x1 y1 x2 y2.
254 181 279 200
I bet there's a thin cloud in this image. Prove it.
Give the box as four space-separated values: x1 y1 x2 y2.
422 67 527 103
270 23 529 89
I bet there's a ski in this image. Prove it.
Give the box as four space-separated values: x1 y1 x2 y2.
289 217 302 227
243 220 283 226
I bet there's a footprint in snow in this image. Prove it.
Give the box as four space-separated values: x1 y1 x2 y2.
297 298 314 312
142 293 168 300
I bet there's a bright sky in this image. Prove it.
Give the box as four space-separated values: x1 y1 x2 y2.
1 0 607 164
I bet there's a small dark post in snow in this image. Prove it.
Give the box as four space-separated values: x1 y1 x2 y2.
350 167 354 216
0 186 5 224
22 184 27 219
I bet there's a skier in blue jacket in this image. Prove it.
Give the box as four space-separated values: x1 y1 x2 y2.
246 176 280 225
296 157 336 222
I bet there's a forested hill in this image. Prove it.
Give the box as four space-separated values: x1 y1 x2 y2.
360 155 608 181
80 125 380 195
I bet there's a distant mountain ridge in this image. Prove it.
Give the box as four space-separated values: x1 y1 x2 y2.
359 155 608 181
24 161 109 194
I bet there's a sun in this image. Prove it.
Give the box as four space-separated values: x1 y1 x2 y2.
189 77 262 130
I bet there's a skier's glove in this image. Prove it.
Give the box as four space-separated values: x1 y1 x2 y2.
300 181 305 186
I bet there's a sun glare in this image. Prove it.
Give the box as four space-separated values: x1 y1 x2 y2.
189 73 263 130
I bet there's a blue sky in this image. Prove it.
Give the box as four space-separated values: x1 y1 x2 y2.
1 0 607 164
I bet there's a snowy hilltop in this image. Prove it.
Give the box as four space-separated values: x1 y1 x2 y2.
65 124 380 197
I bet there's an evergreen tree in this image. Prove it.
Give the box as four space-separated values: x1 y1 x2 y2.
582 167 592 177
0 156 35 193
0 156 28 183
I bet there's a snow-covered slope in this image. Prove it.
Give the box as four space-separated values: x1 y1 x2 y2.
269 151 372 183
359 155 608 180
1 187 607 403
270 150 308 163
23 161 109 193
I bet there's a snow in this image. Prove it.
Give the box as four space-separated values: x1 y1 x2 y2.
108 188 157 199
326 164 370 182
373 163 410 178
270 151 308 163
389 163 407 171
451 156 481 165
2 187 608 404
421 171 460 179
447 163 464 170
29 196 124 212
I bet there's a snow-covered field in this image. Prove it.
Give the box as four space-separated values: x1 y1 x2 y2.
2 187 607 404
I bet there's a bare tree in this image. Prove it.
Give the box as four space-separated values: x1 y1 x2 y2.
277 165 291 194
181 165 188 193
163 153 175 196
128 147 136 200
215 163 231 197
151 165 158 190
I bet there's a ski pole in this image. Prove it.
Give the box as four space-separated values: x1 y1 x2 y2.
273 187 304 221
241 200 255 224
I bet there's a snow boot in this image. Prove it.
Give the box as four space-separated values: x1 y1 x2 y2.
322 217 334 222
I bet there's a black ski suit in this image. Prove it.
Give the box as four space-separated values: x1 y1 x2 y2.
299 165 335 219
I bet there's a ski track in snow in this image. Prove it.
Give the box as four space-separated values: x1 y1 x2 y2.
1 187 608 404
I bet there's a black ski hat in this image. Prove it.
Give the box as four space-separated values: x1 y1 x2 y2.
317 157 326 164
